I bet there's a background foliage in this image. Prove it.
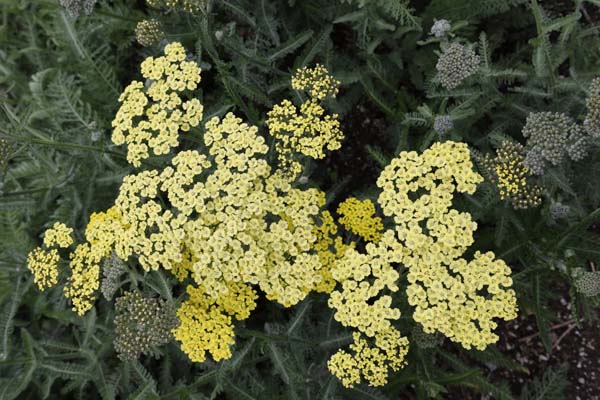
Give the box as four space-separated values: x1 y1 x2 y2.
1 0 599 398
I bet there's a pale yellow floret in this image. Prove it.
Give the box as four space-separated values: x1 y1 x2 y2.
267 99 343 165
112 42 203 167
291 64 340 100
328 328 409 387
375 141 518 350
337 197 384 242
63 243 101 316
266 67 344 177
27 247 60 291
43 222 74 248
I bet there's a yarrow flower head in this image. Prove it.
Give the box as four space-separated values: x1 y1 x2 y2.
584 77 600 138
436 43 480 90
430 19 451 37
135 20 165 47
43 222 74 248
434 115 453 135
267 98 343 175
336 197 384 242
291 64 340 100
327 328 409 387
27 248 60 291
482 141 543 209
114 291 178 361
172 283 257 362
146 0 206 12
111 42 203 167
59 0 96 17
550 201 570 221
376 142 518 350
267 65 344 177
572 268 600 297
522 112 589 174
100 252 127 301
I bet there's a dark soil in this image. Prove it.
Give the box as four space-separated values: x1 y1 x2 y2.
495 299 600 399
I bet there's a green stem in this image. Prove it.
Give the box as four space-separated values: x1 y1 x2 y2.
237 328 316 346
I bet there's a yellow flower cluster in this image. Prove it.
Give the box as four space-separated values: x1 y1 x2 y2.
64 243 103 315
376 141 518 350
328 328 408 387
267 65 343 177
173 283 257 362
291 64 340 100
337 197 384 242
312 211 355 293
27 248 60 291
482 141 542 210
146 0 206 12
43 222 74 248
327 230 408 387
112 42 203 167
28 221 75 291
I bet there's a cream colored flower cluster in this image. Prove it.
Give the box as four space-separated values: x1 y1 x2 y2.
29 46 348 363
292 64 340 100
267 65 343 177
377 142 518 350
112 42 203 167
146 0 206 12
327 230 409 387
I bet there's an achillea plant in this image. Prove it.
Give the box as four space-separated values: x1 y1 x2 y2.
327 141 518 387
25 43 518 390
111 42 203 167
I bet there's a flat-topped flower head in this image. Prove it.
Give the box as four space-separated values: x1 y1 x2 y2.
112 42 202 167
292 64 340 100
43 222 74 249
482 141 542 209
27 248 60 291
337 197 383 242
436 43 480 90
135 20 165 47
584 78 600 138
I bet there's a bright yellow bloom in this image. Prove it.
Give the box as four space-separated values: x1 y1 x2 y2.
172 283 257 362
27 247 60 291
43 222 74 248
337 197 384 242
312 211 354 293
